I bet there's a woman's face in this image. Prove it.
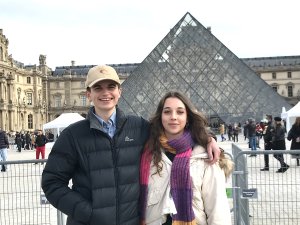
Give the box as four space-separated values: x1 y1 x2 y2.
161 97 187 140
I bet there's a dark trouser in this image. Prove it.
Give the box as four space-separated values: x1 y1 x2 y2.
17 143 22 152
263 142 272 168
25 143 30 150
233 134 238 142
273 140 288 168
273 153 287 168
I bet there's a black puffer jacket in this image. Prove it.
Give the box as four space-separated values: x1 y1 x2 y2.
42 107 149 225
263 121 274 143
0 130 9 149
287 124 300 150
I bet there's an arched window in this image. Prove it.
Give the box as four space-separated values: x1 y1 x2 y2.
28 114 33 129
287 85 293 97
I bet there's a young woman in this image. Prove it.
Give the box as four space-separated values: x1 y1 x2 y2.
140 91 233 225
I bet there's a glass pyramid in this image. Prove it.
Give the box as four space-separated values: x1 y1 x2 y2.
119 12 291 124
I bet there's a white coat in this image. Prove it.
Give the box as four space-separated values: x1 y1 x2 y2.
145 145 232 225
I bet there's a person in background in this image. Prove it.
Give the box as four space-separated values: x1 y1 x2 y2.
287 117 300 166
255 122 263 149
30 132 36 150
21 131 26 150
34 130 48 165
0 128 9 172
261 115 273 171
247 118 257 157
140 91 232 225
272 117 289 173
47 131 54 142
238 122 242 131
219 123 226 141
8 132 15 150
42 65 221 225
25 131 31 150
243 121 249 141
233 125 239 142
227 123 233 141
15 131 22 152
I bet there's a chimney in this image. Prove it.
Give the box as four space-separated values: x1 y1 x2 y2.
207 26 211 32
71 60 75 66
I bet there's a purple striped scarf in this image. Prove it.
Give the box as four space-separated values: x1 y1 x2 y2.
140 130 196 225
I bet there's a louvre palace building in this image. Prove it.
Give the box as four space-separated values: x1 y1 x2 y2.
0 13 299 132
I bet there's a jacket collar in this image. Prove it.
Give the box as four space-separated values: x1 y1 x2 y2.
87 106 127 131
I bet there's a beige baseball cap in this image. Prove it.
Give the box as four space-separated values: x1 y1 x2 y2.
85 65 120 88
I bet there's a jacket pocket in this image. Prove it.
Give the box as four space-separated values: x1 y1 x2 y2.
148 188 161 206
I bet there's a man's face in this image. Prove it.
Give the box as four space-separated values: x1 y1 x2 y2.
86 80 121 116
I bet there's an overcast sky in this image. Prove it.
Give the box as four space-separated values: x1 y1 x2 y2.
1 0 300 69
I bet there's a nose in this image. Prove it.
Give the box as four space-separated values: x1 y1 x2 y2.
101 87 110 94
170 112 177 120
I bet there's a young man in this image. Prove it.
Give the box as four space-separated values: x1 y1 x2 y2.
34 130 48 165
42 65 220 225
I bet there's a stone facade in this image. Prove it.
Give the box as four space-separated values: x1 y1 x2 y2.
0 29 50 132
243 56 300 105
0 28 299 132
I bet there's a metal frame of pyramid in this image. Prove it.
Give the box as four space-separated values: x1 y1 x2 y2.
119 12 291 124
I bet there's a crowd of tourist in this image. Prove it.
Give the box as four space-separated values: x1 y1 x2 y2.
0 129 54 171
5 130 54 152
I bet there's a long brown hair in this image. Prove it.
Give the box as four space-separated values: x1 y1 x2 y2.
147 91 209 174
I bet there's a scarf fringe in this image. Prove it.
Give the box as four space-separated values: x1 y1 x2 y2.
172 219 196 225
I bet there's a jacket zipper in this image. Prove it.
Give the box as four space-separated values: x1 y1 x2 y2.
111 138 119 225
112 119 126 225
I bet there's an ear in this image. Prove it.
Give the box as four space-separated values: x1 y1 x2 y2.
86 90 92 102
118 87 122 97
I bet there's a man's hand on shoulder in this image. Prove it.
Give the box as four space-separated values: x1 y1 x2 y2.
205 137 221 164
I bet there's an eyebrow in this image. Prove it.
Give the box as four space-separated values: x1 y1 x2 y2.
92 82 117 88
163 106 186 110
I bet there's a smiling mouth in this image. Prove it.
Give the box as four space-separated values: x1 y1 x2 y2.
100 97 113 101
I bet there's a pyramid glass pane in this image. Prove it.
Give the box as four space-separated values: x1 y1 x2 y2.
119 12 291 123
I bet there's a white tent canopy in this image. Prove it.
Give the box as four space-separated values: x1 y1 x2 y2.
281 106 287 118
43 113 85 141
281 101 300 133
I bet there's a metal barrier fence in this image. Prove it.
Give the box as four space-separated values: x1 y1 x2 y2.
2 146 299 225
0 159 65 225
232 144 300 225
